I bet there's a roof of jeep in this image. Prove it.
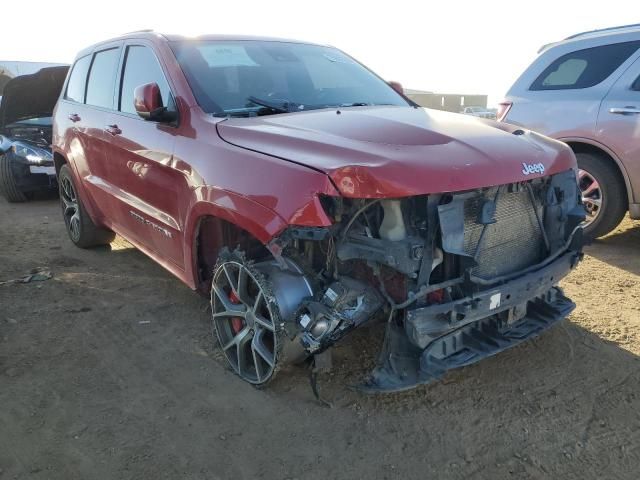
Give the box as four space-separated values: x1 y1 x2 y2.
74 31 323 58
162 33 322 44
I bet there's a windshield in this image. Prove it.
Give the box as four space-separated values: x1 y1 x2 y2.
170 40 409 116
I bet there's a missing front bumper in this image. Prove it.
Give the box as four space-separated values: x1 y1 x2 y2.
359 252 580 393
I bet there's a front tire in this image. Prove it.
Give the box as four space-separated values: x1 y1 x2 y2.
58 164 115 248
576 152 627 240
0 152 27 203
211 249 284 387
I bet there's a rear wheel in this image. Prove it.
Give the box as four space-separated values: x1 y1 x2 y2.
0 152 27 203
576 152 627 240
58 164 115 248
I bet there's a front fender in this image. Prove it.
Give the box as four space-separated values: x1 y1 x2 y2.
187 186 289 244
557 136 635 204
183 186 289 289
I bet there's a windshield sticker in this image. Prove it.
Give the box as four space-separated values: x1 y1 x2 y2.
200 45 258 67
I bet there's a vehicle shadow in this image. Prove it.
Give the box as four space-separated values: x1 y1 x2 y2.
586 216 640 276
28 190 59 201
0 190 57 207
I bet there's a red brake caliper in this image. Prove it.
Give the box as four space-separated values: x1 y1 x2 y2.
228 290 245 334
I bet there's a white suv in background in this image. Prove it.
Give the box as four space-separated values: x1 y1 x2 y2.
499 24 640 239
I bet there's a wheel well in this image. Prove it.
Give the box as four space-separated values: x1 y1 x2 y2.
53 152 67 176
194 215 269 293
565 141 629 205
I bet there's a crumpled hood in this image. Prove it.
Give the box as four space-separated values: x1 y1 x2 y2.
217 106 576 198
0 66 69 129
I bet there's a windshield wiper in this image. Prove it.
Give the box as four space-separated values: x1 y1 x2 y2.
338 102 397 108
212 99 391 118
212 103 291 118
247 96 297 114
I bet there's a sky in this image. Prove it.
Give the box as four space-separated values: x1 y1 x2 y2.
1 0 637 105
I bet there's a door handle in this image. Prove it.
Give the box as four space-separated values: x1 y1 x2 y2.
609 106 640 115
68 113 81 122
105 124 122 136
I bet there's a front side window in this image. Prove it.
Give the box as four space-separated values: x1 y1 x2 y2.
531 41 640 91
119 45 174 115
170 40 408 116
65 55 92 103
86 48 120 109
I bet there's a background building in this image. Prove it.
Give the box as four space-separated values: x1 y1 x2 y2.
405 88 488 112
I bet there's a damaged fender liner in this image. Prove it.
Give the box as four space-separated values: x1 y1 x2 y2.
360 250 580 393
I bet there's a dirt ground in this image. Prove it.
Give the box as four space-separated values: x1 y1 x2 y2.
1 196 639 480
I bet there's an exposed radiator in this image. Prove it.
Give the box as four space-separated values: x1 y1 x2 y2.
463 185 545 279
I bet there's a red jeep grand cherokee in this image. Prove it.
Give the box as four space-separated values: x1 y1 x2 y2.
52 32 584 392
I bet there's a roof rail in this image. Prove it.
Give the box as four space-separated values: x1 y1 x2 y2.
565 23 640 40
122 29 154 35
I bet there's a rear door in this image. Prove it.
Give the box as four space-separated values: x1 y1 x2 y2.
598 56 640 203
75 44 124 224
54 45 122 224
102 41 183 267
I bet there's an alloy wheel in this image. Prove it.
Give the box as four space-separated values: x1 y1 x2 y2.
60 176 81 242
578 168 602 226
211 259 278 385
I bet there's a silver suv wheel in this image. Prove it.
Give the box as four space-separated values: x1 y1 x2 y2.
578 168 602 226
575 152 627 240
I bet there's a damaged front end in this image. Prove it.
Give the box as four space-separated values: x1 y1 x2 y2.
214 169 584 392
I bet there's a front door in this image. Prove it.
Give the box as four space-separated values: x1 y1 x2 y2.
103 42 183 268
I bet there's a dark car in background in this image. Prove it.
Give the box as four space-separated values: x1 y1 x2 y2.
0 66 69 202
0 60 67 97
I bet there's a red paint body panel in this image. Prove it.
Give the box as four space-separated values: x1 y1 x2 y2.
52 32 577 290
217 106 576 198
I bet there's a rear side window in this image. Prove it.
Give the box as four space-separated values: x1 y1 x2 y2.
65 55 91 103
119 45 174 115
531 41 640 90
86 48 120 109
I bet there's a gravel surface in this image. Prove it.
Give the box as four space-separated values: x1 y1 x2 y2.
1 197 639 479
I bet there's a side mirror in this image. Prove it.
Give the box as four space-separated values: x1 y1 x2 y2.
388 81 404 95
133 82 175 122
